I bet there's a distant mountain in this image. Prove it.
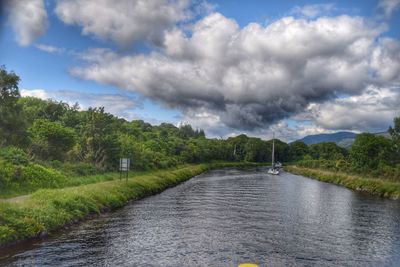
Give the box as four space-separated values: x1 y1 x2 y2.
296 132 357 146
336 138 356 149
374 131 391 138
296 131 391 148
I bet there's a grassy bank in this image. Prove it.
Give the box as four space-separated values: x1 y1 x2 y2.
285 165 400 199
0 162 261 247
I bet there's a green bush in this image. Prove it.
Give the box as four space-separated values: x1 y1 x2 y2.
20 164 67 189
0 161 15 187
0 162 67 197
0 146 29 165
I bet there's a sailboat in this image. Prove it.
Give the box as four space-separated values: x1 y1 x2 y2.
267 132 280 175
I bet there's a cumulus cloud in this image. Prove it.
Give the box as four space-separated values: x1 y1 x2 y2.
305 85 400 132
291 3 335 18
378 0 400 18
20 89 142 120
70 12 400 133
4 0 48 46
55 0 208 48
370 38 400 83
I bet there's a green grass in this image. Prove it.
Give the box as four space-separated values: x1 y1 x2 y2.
0 162 262 247
285 165 400 200
0 162 186 198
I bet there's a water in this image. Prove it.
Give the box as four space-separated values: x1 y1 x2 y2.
1 168 400 266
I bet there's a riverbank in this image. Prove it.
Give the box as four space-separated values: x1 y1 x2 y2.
0 162 262 248
285 165 400 199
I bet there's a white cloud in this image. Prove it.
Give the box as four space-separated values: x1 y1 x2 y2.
378 0 400 18
70 13 399 134
55 0 208 47
291 4 335 18
4 0 48 46
20 89 142 121
35 44 65 54
21 89 49 99
305 85 400 132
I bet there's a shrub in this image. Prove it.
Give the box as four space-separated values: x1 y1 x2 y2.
20 164 67 189
0 162 68 197
0 146 29 165
0 161 15 187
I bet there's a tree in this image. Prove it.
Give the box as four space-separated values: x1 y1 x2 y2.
178 124 196 139
227 134 249 161
76 107 122 169
349 133 392 171
19 97 71 123
289 141 309 161
0 66 28 146
29 119 76 160
244 138 269 162
389 117 400 163
309 142 347 160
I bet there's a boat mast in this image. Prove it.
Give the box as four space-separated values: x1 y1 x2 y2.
272 132 275 168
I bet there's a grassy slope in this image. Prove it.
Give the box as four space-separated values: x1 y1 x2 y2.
0 164 202 199
0 172 119 199
0 162 262 247
285 165 400 199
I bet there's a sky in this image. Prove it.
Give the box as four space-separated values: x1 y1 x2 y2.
1 0 400 141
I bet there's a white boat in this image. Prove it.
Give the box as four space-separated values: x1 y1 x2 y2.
268 132 280 175
267 168 280 175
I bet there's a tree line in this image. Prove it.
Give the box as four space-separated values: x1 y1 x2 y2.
290 122 400 179
1 66 399 180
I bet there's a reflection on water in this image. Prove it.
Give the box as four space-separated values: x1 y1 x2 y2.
1 168 400 266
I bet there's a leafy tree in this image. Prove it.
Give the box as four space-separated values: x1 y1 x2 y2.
349 133 392 171
389 117 400 162
19 97 78 126
289 141 309 161
244 138 269 162
75 107 122 169
178 124 196 139
29 119 76 160
309 142 347 160
227 134 249 161
0 66 28 146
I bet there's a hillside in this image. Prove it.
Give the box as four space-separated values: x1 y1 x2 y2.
297 132 357 146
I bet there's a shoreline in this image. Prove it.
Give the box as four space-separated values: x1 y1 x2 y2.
0 162 263 249
285 165 400 200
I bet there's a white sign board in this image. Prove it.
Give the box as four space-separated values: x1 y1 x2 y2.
119 158 130 172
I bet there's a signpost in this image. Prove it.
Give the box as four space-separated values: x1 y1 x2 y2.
119 158 130 182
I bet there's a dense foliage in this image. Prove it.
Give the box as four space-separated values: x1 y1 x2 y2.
295 124 400 180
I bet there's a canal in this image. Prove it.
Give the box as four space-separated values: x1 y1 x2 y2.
1 168 400 266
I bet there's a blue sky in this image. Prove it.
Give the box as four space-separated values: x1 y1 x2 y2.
1 0 400 141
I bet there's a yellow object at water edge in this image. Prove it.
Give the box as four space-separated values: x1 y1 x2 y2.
238 264 259 267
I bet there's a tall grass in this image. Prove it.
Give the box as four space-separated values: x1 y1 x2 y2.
0 162 261 247
285 165 400 199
